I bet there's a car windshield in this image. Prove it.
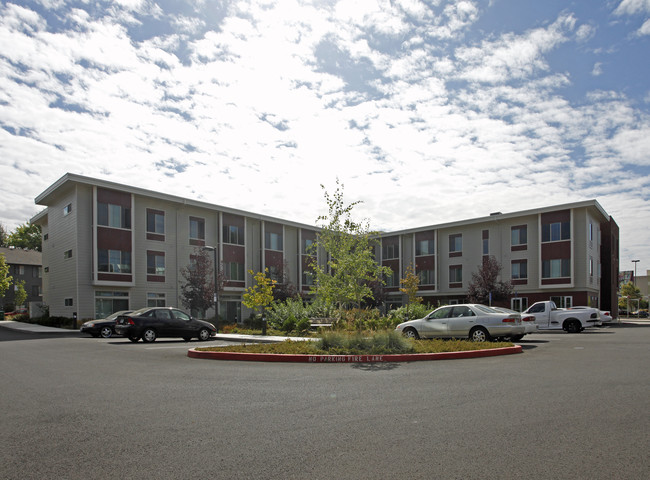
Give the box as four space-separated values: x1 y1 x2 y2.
127 308 153 316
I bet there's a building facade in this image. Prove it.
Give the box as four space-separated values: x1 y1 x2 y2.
32 173 619 321
0 246 42 311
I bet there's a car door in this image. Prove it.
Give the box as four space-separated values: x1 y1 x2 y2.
154 309 177 336
419 307 453 338
171 309 195 337
447 306 477 337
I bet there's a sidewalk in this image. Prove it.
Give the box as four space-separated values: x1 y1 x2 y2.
0 320 311 342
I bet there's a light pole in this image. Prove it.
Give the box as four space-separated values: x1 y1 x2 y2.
632 260 640 287
202 245 219 331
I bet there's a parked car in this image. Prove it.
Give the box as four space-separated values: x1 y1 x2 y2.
114 307 216 343
631 310 649 318
490 307 538 340
80 310 132 338
395 304 525 342
569 306 613 323
4 307 28 319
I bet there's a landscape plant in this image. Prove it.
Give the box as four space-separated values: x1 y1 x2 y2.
310 179 391 315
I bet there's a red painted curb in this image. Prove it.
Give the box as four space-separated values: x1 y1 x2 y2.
188 345 522 363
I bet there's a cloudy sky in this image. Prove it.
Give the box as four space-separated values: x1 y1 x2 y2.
1 0 649 274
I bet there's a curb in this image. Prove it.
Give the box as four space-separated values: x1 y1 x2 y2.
188 345 523 363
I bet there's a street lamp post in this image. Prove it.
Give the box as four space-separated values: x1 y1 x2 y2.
632 260 640 287
202 245 219 332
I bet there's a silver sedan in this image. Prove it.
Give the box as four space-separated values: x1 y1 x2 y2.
395 304 525 342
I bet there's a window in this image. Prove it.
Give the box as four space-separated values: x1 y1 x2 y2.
17 265 25 275
385 269 398 287
32 266 41 278
415 239 434 256
63 203 72 216
147 293 166 307
268 265 282 282
542 259 570 278
483 238 489 255
98 249 132 273
449 265 462 283
382 243 399 260
190 217 205 241
589 257 594 277
417 269 435 286
589 223 593 242
64 298 73 306
265 232 283 251
449 234 462 254
32 285 41 296
511 225 527 246
64 249 72 259
95 291 129 318
542 222 570 242
225 262 245 281
43 233 48 241
147 252 165 275
223 225 244 245
98 202 131 229
147 210 165 235
302 271 315 286
512 260 528 280
302 238 315 255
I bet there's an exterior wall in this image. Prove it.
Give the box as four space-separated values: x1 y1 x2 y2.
33 174 619 321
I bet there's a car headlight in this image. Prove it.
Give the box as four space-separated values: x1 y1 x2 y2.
83 322 94 327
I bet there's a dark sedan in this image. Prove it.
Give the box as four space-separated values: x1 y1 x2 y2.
114 307 216 343
80 310 133 338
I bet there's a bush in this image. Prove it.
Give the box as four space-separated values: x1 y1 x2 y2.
281 315 297 333
317 330 414 355
386 303 432 325
295 317 311 333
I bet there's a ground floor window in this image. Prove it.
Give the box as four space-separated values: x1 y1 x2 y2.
511 297 528 312
551 296 573 308
95 291 129 318
147 293 166 307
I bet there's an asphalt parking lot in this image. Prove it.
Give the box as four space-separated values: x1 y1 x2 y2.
1 322 649 480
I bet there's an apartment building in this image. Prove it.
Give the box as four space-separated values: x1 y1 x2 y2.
31 173 619 321
378 203 619 316
0 246 42 311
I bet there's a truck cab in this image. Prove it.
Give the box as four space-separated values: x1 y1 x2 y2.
524 301 601 333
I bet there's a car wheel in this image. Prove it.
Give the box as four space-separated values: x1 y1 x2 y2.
100 327 113 338
402 327 419 339
198 328 211 341
565 320 581 333
509 334 524 341
469 327 491 342
128 336 140 343
142 329 157 343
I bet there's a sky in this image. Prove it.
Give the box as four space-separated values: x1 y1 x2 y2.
0 0 649 275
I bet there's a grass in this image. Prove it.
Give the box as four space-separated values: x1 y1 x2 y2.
195 330 514 355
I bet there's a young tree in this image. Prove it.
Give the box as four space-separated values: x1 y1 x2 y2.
13 280 27 308
242 269 277 316
7 222 42 251
179 248 215 317
399 263 422 317
467 256 513 305
0 253 12 299
310 180 391 313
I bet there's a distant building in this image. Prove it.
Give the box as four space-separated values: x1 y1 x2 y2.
0 246 42 311
32 173 620 321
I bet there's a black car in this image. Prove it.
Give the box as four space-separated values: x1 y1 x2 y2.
80 310 133 338
114 307 216 343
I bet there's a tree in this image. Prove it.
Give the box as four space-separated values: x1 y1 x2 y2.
310 180 391 313
0 223 8 247
13 280 27 308
399 263 422 317
179 248 215 317
7 222 42 251
242 269 277 315
467 256 513 305
619 281 641 310
0 253 12 299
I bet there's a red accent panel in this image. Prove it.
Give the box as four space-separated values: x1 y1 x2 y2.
98 273 132 282
97 227 131 250
541 278 571 285
223 245 245 263
511 245 527 251
97 188 131 207
147 233 165 241
541 241 571 259
147 275 165 282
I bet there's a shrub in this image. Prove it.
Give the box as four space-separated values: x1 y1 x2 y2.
317 330 415 355
280 315 297 333
295 317 311 334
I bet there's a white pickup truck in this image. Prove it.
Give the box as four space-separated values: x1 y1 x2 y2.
523 301 601 333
